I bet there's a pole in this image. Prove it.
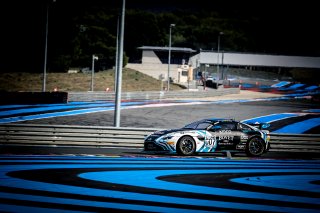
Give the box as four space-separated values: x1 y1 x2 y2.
42 3 49 92
91 55 95 91
221 51 224 80
167 24 175 91
114 15 120 90
114 0 125 127
217 31 223 82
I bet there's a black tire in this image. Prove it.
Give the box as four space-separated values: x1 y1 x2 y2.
177 136 196 156
246 137 265 157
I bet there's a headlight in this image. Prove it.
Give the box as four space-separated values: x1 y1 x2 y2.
144 134 151 140
267 135 270 141
159 135 173 143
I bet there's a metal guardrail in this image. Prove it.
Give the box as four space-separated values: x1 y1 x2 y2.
0 124 156 149
1 124 320 153
269 133 320 152
68 88 240 102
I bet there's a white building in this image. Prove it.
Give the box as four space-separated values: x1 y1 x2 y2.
126 46 196 85
126 46 320 84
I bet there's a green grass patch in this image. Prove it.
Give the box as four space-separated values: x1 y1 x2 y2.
0 68 184 92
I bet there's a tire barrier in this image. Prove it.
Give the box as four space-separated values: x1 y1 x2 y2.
1 124 320 153
0 156 319 212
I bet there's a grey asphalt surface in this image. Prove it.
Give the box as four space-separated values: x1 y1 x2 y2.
18 96 319 130
4 91 320 159
2 93 319 213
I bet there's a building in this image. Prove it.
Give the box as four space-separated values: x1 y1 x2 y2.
126 46 196 87
126 46 320 85
189 51 320 82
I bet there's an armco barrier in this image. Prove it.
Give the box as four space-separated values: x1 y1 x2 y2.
1 124 319 153
269 133 320 152
68 88 240 102
0 124 156 149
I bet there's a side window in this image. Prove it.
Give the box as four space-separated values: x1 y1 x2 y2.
196 122 211 130
220 122 236 130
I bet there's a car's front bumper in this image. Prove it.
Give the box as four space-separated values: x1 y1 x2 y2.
144 141 174 153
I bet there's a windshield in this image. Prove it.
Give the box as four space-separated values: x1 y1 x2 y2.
184 119 212 130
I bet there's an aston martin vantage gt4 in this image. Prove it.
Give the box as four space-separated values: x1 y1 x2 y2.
144 118 270 157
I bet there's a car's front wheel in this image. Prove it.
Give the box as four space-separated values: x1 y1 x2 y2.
246 137 265 157
177 136 196 156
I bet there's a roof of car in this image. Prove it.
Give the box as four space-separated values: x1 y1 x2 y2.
207 118 235 122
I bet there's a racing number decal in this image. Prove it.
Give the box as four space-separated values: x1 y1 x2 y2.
206 136 217 147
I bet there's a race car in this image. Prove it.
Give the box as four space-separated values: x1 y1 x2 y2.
144 118 270 157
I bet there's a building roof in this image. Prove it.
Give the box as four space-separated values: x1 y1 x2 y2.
189 51 320 68
138 46 196 53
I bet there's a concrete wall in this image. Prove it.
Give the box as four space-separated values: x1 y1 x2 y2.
126 63 180 83
142 50 162 64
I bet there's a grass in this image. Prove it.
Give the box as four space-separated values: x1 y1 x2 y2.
0 68 184 92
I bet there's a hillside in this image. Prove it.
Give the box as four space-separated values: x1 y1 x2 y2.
0 68 184 92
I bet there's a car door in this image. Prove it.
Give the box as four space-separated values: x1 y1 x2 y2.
209 121 238 150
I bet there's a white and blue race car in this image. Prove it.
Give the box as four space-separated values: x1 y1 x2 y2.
144 118 270 157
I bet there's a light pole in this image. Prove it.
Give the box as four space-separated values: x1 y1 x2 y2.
167 23 175 91
91 55 98 91
217 31 224 82
114 0 125 127
42 0 56 92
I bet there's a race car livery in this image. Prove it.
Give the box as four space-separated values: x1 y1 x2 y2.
144 118 270 157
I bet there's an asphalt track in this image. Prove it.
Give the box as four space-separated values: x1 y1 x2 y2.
10 98 320 134
0 155 319 212
1 95 320 212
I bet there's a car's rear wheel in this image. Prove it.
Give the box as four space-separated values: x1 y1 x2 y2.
246 137 265 157
177 136 196 156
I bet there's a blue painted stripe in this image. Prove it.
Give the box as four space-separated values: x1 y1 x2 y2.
1 165 319 212
80 169 320 207
0 101 148 117
0 192 217 213
304 85 319 91
0 105 33 109
0 203 86 213
0 107 114 123
1 158 320 212
273 117 320 134
0 103 112 116
278 83 305 90
0 100 155 123
271 81 291 88
242 113 300 124
230 175 320 193
303 109 320 113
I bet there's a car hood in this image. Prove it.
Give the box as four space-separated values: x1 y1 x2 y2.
152 128 187 136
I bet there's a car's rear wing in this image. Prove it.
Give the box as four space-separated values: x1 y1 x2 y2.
247 122 270 130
